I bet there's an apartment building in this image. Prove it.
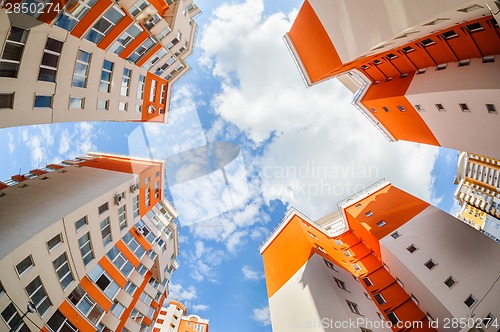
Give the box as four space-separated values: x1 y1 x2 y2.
152 300 209 332
285 0 500 158
260 180 500 332
454 151 500 242
0 152 180 332
0 0 200 128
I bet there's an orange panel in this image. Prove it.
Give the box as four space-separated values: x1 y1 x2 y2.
79 154 162 175
71 0 111 38
287 0 342 83
115 239 141 267
99 255 128 287
80 276 113 312
98 14 134 50
149 0 168 16
136 43 162 67
38 0 71 24
141 72 168 123
59 300 97 332
130 227 153 251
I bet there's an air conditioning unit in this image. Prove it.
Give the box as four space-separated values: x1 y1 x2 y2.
114 193 125 205
142 14 154 24
130 184 138 193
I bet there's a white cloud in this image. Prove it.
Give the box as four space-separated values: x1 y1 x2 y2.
449 199 462 217
185 241 225 283
252 305 271 326
191 304 209 312
241 265 264 281
169 283 198 302
7 132 15 154
200 0 440 219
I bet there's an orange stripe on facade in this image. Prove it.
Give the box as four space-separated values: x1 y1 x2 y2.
120 30 149 59
37 0 71 24
99 255 128 287
98 14 134 50
116 239 142 267
136 43 162 67
148 0 168 16
71 0 111 38
287 0 342 84
80 276 113 312
130 226 153 251
116 271 152 331
59 300 97 332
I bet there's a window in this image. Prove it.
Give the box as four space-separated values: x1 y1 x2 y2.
128 0 149 16
47 310 78 332
118 205 127 230
442 30 458 39
149 80 157 102
343 250 352 257
374 293 386 304
136 263 147 276
128 37 155 63
54 0 99 31
145 188 151 207
106 247 134 277
69 97 84 109
139 291 153 305
78 232 94 266
417 68 426 74
365 211 373 217
346 301 360 315
0 93 14 109
166 31 182 49
47 234 62 251
402 46 414 53
396 278 404 288
160 85 166 104
436 63 447 71
1 303 29 332
382 107 389 112
334 277 347 290
426 313 435 322
435 104 445 112
459 103 470 112
121 68 131 96
16 255 34 276
136 105 142 113
88 265 120 299
386 53 397 60
38 38 63 82
137 75 146 99
390 231 400 239
466 22 484 33
124 280 137 295
372 59 382 65
111 301 125 318
308 231 317 239
122 233 146 258
0 26 29 78
376 312 384 320
108 24 142 55
100 217 112 246
406 244 418 253
142 47 167 70
411 294 419 305
34 95 53 109
97 99 109 110
133 195 140 218
483 314 495 328
72 50 91 88
464 294 476 307
420 38 435 47
68 285 104 325
118 101 128 111
75 216 88 231
377 220 386 227
315 244 326 253
483 55 495 63
387 312 400 325
334 239 343 245
458 59 470 67
84 6 125 44
362 277 373 286
99 60 113 92
397 105 405 112
424 259 437 270
98 202 109 214
157 26 172 40
486 104 496 114
53 252 74 290
324 259 338 271
352 263 362 271
26 276 52 316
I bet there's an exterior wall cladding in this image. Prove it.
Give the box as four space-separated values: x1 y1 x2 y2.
0 0 200 128
285 0 500 159
0 152 180 332
260 181 500 332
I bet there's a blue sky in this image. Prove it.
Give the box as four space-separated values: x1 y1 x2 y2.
0 0 461 331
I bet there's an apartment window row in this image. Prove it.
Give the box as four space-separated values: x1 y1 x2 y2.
128 37 155 63
412 103 497 114
0 26 29 78
84 6 125 44
143 47 167 70
68 285 104 326
164 63 184 80
88 264 120 300
55 0 99 31
122 232 146 259
38 38 63 82
109 23 143 55
106 246 134 277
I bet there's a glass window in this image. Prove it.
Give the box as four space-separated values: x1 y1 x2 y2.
47 310 79 332
127 0 149 16
137 75 146 99
78 232 94 266
128 37 155 63
34 95 53 108
97 99 109 110
55 0 98 31
47 234 62 251
68 285 104 325
53 253 74 290
100 217 112 246
0 26 29 78
0 93 14 109
1 303 30 332
69 97 84 109
98 202 109 214
84 6 125 44
119 205 127 230
122 232 146 258
72 50 91 88
88 265 120 299
108 24 142 55
38 38 63 82
106 247 134 277
133 195 140 218
25 276 52 316
99 60 114 93
75 216 88 231
16 255 34 276
121 68 132 96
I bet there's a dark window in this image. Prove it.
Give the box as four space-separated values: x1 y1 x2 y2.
444 276 457 288
420 38 435 47
466 22 484 32
98 202 109 214
486 104 496 114
406 244 418 253
425 259 437 270
362 277 373 287
34 95 53 108
387 312 400 325
441 30 458 39
464 294 476 307
0 93 14 109
402 46 414 53
374 293 386 304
